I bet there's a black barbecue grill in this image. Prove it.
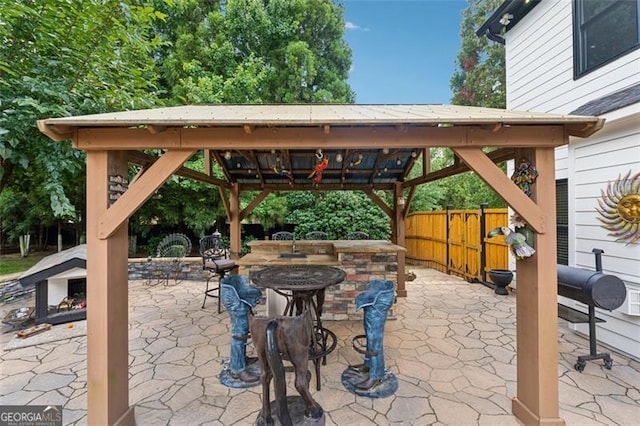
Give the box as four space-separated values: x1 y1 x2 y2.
557 249 627 372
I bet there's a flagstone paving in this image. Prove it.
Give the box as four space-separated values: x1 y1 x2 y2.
1 267 638 425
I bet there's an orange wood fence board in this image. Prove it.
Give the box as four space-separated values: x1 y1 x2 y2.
405 208 508 281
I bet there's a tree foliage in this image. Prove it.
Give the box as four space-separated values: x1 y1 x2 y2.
285 191 390 240
0 0 164 245
128 0 355 241
0 0 356 248
151 0 354 104
431 0 507 210
450 0 505 108
1 0 507 248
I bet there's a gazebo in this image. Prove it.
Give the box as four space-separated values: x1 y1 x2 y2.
38 104 603 426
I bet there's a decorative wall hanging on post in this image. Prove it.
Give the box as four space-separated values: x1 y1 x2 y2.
511 157 538 196
506 157 539 254
108 175 128 205
596 170 640 245
488 226 535 260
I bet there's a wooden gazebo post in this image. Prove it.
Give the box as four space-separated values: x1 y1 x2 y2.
84 147 196 425
454 145 565 426
394 182 407 297
86 150 133 425
511 147 563 425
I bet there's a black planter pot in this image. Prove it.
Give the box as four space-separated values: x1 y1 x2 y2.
488 269 513 295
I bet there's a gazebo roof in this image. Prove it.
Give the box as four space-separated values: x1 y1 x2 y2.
38 104 604 191
36 104 607 425
37 103 600 127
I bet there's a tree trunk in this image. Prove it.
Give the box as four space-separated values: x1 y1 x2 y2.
19 234 30 257
58 221 63 252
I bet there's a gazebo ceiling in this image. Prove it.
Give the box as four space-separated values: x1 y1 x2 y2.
38 104 604 191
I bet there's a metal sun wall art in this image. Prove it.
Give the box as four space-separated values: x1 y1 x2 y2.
596 170 640 246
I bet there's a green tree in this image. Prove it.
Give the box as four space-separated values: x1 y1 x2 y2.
0 0 164 245
285 191 390 240
131 0 355 239
450 0 505 108
151 0 354 104
414 0 507 211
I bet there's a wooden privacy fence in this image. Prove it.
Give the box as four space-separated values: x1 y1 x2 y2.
405 206 508 282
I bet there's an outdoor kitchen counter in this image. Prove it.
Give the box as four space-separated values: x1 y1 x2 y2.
238 240 404 320
239 239 404 258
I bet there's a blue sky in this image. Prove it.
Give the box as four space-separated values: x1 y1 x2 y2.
343 0 467 104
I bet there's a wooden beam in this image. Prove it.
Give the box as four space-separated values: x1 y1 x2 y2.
229 183 241 259
127 150 231 188
238 183 397 191
239 189 272 222
394 182 407 298
73 125 567 150
36 120 74 142
98 150 196 239
423 148 430 176
241 150 264 187
404 185 416 219
212 151 233 182
218 186 231 223
204 149 212 175
452 147 546 233
403 148 515 188
146 125 166 134
564 118 605 138
364 189 393 218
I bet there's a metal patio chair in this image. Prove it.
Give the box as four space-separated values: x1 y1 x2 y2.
305 231 328 240
147 233 192 286
346 231 369 240
199 233 238 313
271 231 295 240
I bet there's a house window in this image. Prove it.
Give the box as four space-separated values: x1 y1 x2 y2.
556 179 568 265
574 0 640 77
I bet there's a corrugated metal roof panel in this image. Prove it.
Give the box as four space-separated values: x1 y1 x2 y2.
41 104 601 127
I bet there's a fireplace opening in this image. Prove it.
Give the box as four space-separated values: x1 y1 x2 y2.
49 277 87 314
35 276 88 325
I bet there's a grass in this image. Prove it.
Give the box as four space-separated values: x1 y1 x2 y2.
0 251 53 276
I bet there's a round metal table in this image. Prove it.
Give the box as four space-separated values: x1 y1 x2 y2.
250 265 346 390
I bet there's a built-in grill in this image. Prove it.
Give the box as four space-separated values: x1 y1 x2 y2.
557 249 627 372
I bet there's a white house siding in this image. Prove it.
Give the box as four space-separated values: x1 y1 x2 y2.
502 0 640 360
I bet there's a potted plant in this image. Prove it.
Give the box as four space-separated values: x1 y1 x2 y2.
488 269 513 295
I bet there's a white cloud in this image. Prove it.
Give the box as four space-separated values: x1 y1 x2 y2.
345 21 368 31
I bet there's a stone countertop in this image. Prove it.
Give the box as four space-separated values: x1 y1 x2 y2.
236 253 339 267
238 240 404 267
330 240 406 253
247 239 405 253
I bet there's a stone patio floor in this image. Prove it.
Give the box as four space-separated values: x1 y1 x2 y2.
1 267 639 425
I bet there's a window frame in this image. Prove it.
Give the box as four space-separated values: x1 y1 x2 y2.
573 0 640 79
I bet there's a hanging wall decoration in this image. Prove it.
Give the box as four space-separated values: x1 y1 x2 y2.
508 157 539 253
511 157 539 196
308 154 329 186
596 170 640 245
271 164 293 184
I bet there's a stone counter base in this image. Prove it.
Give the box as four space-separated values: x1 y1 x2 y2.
240 252 398 321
